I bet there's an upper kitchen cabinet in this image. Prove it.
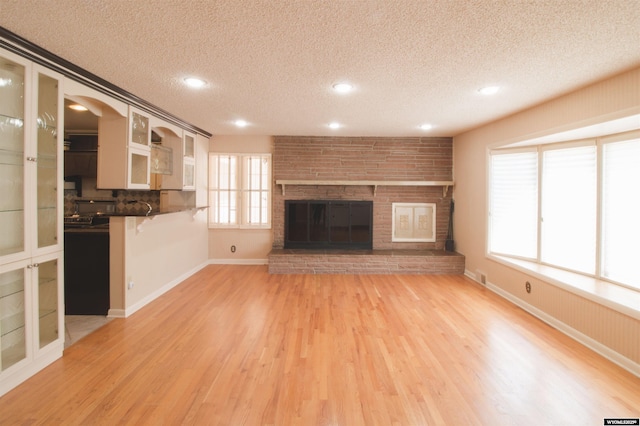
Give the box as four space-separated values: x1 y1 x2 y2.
149 117 196 191
97 105 152 190
162 130 196 191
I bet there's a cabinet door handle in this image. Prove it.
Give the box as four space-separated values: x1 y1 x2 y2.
26 156 37 162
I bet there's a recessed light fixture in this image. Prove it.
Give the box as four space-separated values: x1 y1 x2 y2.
184 77 207 88
68 104 88 111
234 119 248 128
328 122 341 129
332 83 353 94
419 123 433 131
478 86 500 95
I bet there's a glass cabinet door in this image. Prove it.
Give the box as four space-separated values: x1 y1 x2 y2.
183 159 195 189
184 132 195 158
130 109 150 147
35 72 60 251
0 56 27 259
128 147 150 188
0 263 27 372
36 257 59 349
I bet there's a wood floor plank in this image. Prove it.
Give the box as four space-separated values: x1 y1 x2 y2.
0 265 639 425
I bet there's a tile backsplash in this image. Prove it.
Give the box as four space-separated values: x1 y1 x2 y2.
64 187 161 216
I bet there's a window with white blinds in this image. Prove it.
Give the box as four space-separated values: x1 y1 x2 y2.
601 136 640 287
489 150 538 259
242 155 270 226
209 153 271 228
541 144 597 274
489 130 640 291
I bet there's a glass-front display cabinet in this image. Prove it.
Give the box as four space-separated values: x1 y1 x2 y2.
36 256 60 350
0 53 27 261
0 261 27 373
0 48 63 392
36 72 60 251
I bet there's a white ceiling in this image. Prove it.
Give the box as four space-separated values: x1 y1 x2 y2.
1 0 639 137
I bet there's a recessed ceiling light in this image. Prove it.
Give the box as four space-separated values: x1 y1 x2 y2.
332 83 353 93
234 119 248 128
184 77 207 88
478 86 500 95
68 104 88 111
419 123 433 131
328 122 341 129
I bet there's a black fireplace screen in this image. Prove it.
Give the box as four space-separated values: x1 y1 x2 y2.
285 200 372 249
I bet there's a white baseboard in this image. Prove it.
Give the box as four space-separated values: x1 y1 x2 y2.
107 308 126 318
209 258 268 265
473 274 640 378
119 261 209 318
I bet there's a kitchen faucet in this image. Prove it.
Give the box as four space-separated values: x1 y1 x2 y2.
126 200 153 216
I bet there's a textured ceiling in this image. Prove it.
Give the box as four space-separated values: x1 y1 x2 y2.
1 0 639 137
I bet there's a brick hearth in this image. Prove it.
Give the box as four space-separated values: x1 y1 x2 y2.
268 249 465 274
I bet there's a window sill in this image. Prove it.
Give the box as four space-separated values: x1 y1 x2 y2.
490 255 640 321
208 225 271 230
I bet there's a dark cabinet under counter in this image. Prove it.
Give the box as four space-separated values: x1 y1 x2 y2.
64 228 110 315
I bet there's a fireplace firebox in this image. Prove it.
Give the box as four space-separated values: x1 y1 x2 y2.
285 200 373 249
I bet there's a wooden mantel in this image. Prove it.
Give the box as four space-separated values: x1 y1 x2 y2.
275 180 454 197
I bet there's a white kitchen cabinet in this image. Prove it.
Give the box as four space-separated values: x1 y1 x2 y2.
98 106 152 189
182 132 196 191
0 253 62 371
149 118 180 190
0 48 64 397
162 130 196 191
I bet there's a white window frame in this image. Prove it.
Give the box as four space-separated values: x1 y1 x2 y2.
488 130 640 291
208 153 271 229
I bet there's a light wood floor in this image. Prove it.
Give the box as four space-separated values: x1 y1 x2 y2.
1 265 639 425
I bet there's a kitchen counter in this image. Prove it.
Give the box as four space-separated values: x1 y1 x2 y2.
107 205 208 217
64 225 110 232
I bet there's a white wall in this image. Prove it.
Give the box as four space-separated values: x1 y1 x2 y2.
453 67 640 373
109 209 209 317
208 135 274 263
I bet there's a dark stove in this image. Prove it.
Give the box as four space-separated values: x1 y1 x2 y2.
64 214 110 228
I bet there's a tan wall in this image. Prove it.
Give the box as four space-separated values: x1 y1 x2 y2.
208 135 274 263
453 67 640 371
109 209 209 317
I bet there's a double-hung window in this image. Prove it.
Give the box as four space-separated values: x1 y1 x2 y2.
488 130 640 291
209 153 271 228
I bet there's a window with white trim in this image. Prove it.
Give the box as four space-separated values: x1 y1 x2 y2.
489 130 640 291
489 149 538 258
209 153 271 228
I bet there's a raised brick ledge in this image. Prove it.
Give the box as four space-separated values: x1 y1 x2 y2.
268 249 465 275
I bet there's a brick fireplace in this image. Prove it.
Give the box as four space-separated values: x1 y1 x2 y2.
269 136 465 274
